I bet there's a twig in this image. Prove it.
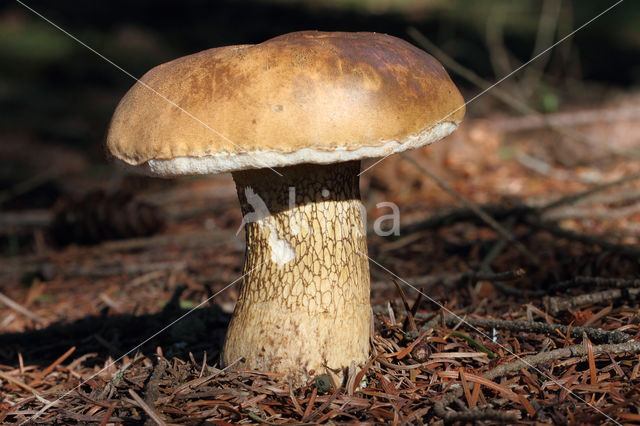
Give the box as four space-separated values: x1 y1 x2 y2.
527 219 640 258
485 339 640 381
549 276 640 293
400 153 540 265
433 404 519 424
540 171 640 213
468 269 527 282
490 280 544 298
399 203 532 235
568 187 640 207
544 288 640 315
0 291 45 324
427 315 632 344
128 389 167 426
543 202 640 221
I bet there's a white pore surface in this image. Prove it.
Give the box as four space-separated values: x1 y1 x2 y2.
132 122 458 176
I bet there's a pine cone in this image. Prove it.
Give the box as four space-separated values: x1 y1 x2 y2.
51 190 164 245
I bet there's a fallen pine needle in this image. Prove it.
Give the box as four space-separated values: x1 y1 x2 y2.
586 337 597 386
440 371 519 401
0 291 45 324
619 413 640 421
128 389 167 426
459 369 474 409
430 352 488 359
41 346 76 377
0 370 40 395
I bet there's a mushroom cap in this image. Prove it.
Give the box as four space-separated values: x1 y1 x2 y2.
107 31 465 176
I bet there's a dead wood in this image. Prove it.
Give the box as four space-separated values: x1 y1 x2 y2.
545 287 640 315
143 358 168 426
433 315 633 344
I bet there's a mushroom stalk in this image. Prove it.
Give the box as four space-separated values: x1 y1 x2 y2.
222 160 370 383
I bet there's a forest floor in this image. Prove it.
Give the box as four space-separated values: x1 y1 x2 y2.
2 83 640 424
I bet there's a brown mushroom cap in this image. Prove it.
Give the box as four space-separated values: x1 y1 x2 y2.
107 31 464 176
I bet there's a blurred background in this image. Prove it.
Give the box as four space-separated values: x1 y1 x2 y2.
1 0 640 355
2 0 638 179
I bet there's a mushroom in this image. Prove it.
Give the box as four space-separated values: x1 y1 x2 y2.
107 31 464 384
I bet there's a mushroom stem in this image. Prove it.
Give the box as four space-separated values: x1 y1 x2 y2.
222 160 370 384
